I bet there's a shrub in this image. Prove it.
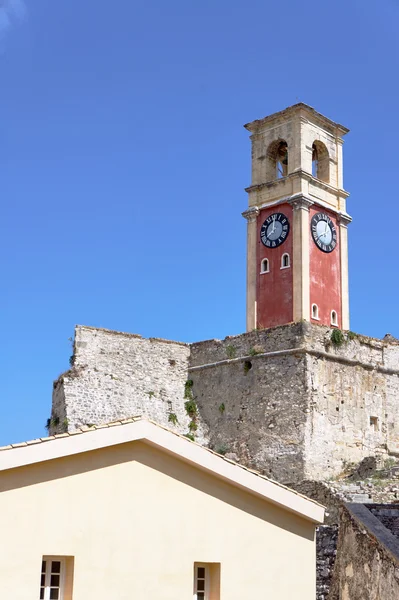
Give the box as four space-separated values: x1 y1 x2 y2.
331 329 345 346
168 413 178 426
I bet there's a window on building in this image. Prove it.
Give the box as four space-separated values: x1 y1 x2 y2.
311 141 330 182
194 564 208 600
281 253 290 269
312 304 319 320
370 416 379 431
193 563 220 600
261 258 269 273
40 557 74 600
40 558 64 600
276 141 288 179
331 310 338 326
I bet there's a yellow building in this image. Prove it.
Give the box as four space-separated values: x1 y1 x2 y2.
0 417 324 599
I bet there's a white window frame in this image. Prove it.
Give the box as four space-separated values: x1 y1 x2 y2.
280 253 290 269
311 304 319 320
40 556 66 600
194 563 210 600
260 258 269 274
331 310 338 326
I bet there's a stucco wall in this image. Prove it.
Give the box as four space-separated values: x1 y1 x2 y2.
309 205 341 329
256 203 293 329
0 441 316 600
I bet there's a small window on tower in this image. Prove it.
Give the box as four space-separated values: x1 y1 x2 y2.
281 253 290 269
331 310 338 326
312 304 319 320
276 141 288 179
261 258 269 274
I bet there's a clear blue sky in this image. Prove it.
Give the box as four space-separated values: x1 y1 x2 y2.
1 0 398 445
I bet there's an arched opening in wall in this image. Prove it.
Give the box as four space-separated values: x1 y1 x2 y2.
312 304 319 320
312 141 330 182
276 141 288 179
281 253 290 269
266 139 289 180
331 310 338 326
243 360 252 374
261 258 269 274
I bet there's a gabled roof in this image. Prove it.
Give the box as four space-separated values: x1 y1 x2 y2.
0 417 324 524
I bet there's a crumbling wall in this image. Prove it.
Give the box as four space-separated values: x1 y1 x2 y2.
51 325 205 440
302 329 399 480
316 525 338 600
190 351 308 482
51 322 399 482
329 504 399 600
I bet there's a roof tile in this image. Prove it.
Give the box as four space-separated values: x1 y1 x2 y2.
0 416 322 509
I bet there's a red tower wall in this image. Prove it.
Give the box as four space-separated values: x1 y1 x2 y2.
309 206 342 328
256 204 293 329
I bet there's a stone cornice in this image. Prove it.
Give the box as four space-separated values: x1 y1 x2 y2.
245 169 350 200
242 206 260 222
188 347 399 377
244 103 349 137
243 193 352 222
288 195 314 211
337 213 353 227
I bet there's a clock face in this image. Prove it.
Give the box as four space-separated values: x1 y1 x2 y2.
260 212 290 248
311 212 337 253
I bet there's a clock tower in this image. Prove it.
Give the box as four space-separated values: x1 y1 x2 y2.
243 103 351 331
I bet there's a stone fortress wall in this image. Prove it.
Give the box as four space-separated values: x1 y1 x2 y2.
52 326 208 445
51 322 399 484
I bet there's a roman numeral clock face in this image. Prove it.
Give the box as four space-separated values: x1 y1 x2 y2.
311 212 337 253
260 212 290 248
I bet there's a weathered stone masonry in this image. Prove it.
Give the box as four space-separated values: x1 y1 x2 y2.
52 326 208 444
51 322 399 484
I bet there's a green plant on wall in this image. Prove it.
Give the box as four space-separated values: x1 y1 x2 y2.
331 329 345 346
249 346 262 356
184 433 195 441
168 413 178 426
219 403 225 414
216 444 229 456
183 379 199 438
184 380 194 399
184 399 197 418
189 420 198 433
226 345 236 359
45 414 60 431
